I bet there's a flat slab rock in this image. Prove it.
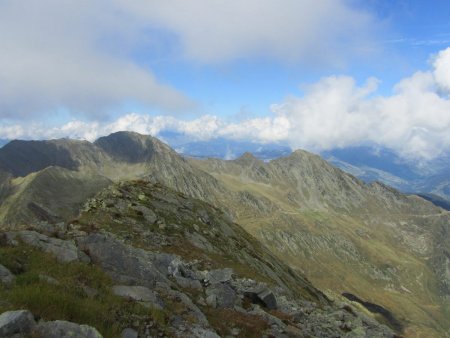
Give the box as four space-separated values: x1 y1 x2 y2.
77 233 174 288
6 230 89 263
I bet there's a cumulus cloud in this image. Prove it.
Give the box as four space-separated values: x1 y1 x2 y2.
272 46 450 159
0 0 192 119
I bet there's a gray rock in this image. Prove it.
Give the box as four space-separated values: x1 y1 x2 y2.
39 274 59 285
175 276 202 289
245 286 277 310
167 289 209 326
122 327 138 338
0 310 35 336
77 234 174 288
7 231 89 263
132 205 157 224
206 283 238 308
189 325 221 338
0 264 15 286
205 268 233 284
113 285 164 309
206 294 217 308
33 320 102 338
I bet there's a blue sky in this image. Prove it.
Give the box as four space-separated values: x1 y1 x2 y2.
1 0 450 159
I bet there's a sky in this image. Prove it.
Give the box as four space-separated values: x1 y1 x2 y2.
1 0 450 160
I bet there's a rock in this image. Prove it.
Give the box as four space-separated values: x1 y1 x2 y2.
167 289 209 326
284 325 303 337
132 205 157 223
206 294 217 308
39 274 59 285
189 325 221 338
77 234 173 288
245 286 277 310
0 310 35 336
122 327 138 338
175 276 202 289
113 285 164 309
205 268 233 284
206 283 238 308
33 320 102 338
0 264 15 286
7 231 89 263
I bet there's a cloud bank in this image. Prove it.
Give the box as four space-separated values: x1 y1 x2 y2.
0 0 376 120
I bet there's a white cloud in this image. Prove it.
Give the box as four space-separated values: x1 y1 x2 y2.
0 0 192 120
116 0 376 64
272 47 450 159
0 0 377 121
433 47 450 93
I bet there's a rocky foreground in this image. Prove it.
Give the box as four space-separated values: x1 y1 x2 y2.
0 180 396 337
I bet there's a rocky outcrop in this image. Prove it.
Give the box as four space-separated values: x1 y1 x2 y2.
77 233 173 288
5 230 89 263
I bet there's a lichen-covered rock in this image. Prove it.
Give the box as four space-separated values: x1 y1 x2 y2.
0 310 35 336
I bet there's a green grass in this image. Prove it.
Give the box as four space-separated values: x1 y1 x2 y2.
0 244 166 337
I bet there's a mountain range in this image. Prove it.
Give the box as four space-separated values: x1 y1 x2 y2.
0 132 449 337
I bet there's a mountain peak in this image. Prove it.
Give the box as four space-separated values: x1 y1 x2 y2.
235 151 260 164
94 131 165 163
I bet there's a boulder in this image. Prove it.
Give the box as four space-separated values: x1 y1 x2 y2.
7 231 89 263
122 327 138 338
0 264 15 286
205 283 238 308
205 268 233 284
244 286 277 310
0 310 35 336
33 320 102 338
77 234 173 288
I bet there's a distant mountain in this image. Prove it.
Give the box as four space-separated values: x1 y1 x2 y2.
159 136 450 205
158 132 291 161
322 146 450 206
